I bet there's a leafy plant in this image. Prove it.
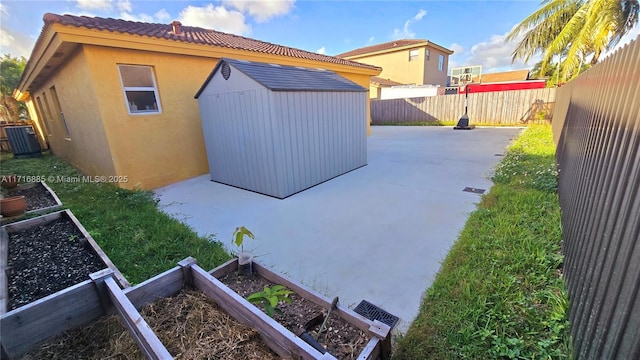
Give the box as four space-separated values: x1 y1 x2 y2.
246 285 293 317
232 226 255 254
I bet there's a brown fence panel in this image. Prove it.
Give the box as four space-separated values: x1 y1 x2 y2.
370 87 556 125
553 36 640 359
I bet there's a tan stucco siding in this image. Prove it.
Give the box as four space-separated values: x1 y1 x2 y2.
350 50 424 85
28 48 117 178
82 45 218 189
423 47 449 86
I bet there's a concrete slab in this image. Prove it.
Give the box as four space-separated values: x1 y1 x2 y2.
156 126 522 333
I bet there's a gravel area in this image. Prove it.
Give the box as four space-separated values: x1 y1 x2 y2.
6 182 58 211
7 217 107 310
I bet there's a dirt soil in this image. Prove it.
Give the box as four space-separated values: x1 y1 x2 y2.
7 217 106 310
7 182 58 211
220 272 370 359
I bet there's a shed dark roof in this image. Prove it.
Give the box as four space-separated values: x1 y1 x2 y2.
41 13 380 71
195 58 367 98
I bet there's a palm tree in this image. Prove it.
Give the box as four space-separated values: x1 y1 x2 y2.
507 0 639 81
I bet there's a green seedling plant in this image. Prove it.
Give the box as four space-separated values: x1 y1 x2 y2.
247 285 293 317
232 226 255 255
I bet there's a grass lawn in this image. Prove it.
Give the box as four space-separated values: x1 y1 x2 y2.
1 153 230 284
393 125 572 359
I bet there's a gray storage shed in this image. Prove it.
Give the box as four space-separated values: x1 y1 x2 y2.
195 58 368 199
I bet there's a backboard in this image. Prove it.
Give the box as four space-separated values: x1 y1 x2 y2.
450 65 482 86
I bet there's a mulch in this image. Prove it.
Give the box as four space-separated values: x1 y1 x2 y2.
7 217 106 310
21 290 279 360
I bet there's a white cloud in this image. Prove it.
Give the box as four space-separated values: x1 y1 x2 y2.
0 28 35 58
120 12 154 23
450 43 464 55
178 4 250 35
316 46 326 55
0 3 7 17
116 0 132 13
222 0 295 22
76 0 112 11
368 36 375 44
154 9 171 22
460 31 535 73
413 9 426 21
392 9 427 39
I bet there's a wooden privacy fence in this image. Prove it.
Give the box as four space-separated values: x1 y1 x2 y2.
552 36 639 359
371 87 555 125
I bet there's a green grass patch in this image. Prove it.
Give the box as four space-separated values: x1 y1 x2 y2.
393 125 572 359
1 153 231 284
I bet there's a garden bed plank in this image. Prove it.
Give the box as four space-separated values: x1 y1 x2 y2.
192 263 331 360
123 266 183 308
0 280 103 358
105 276 172 360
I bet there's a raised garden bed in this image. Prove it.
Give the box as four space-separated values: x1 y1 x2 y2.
6 182 62 215
0 209 129 314
211 258 392 360
0 182 62 223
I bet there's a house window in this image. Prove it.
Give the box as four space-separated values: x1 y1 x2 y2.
118 64 162 114
49 86 71 139
425 49 430 61
34 96 52 135
438 54 445 71
409 50 419 61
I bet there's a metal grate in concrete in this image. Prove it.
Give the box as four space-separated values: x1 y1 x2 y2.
353 300 399 328
463 187 486 194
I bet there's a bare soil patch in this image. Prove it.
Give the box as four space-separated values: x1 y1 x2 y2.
220 272 370 359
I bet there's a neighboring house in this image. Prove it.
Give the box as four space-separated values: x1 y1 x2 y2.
337 39 453 88
369 76 403 99
13 13 381 190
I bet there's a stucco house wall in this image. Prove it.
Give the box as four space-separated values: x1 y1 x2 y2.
15 13 381 190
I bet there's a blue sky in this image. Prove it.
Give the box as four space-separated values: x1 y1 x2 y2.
1 1 638 74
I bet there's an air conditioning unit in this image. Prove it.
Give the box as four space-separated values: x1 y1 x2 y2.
5 126 42 158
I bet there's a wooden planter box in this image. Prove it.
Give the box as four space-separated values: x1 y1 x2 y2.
210 258 392 360
1 258 391 359
0 209 129 315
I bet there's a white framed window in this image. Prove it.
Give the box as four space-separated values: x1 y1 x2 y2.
438 54 445 71
409 49 419 61
118 64 162 114
425 49 430 61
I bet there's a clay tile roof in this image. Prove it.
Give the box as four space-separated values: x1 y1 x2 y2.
336 38 459 58
41 13 380 71
481 69 530 83
370 76 404 87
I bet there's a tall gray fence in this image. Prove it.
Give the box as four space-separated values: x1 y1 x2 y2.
552 36 639 359
371 87 555 125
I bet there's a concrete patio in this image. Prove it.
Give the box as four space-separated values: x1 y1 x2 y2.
156 126 522 332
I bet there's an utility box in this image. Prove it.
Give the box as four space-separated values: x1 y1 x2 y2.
5 126 42 158
195 58 368 199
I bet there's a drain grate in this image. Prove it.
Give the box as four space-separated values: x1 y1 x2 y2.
353 300 399 328
463 187 486 194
